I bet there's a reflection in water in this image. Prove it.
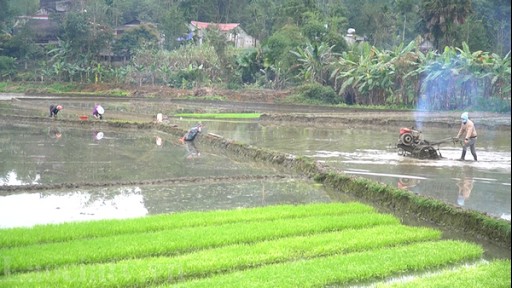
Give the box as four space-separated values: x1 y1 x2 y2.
185 141 200 159
0 187 148 228
0 171 40 186
397 177 420 190
0 121 510 226
140 179 331 214
456 166 474 206
155 136 163 147
93 131 104 141
48 126 62 140
0 180 330 228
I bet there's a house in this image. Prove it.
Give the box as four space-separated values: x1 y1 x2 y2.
13 0 74 44
100 19 162 64
40 0 73 12
344 28 366 45
115 19 143 36
187 21 256 48
14 9 59 44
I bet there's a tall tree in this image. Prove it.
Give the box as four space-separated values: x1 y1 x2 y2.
419 0 473 51
243 0 277 41
393 0 419 44
470 0 511 57
339 0 399 48
0 0 11 32
179 0 217 22
160 6 188 50
58 12 93 57
275 0 319 28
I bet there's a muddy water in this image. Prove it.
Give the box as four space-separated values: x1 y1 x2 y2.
187 120 511 221
1 118 509 228
0 123 330 228
0 180 329 228
0 123 276 184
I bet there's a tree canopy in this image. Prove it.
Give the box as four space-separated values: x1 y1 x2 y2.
0 0 510 112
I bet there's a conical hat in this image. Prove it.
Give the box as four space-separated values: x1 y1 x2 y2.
97 106 104 114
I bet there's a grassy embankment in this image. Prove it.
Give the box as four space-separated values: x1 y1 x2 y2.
0 202 509 287
0 81 129 96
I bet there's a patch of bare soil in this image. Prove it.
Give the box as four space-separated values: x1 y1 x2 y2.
73 83 293 103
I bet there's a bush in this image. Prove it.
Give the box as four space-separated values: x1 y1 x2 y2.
475 96 512 113
168 65 207 89
0 56 17 80
297 83 340 104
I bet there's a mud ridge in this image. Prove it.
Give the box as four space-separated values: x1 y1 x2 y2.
259 114 511 130
0 174 290 194
7 96 511 130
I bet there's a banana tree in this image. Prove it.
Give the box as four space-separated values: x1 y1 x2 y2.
489 51 511 100
330 43 375 105
386 41 422 106
290 42 338 85
458 43 511 101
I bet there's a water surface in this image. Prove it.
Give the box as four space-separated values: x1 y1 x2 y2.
0 119 510 228
193 120 511 220
0 179 329 228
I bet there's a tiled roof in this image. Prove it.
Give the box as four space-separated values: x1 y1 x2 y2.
191 21 239 31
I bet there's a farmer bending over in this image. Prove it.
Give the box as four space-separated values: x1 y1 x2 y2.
92 103 104 119
180 123 202 143
49 104 63 118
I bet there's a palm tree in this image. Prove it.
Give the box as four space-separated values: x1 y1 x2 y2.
420 0 473 50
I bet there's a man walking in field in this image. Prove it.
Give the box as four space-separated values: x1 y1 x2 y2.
455 112 477 161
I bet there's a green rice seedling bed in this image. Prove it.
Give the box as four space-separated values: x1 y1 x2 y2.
162 241 483 287
1 212 398 274
0 202 373 248
0 203 507 287
0 225 440 287
375 260 511 288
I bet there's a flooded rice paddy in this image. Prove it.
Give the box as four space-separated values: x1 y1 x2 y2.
0 97 510 232
0 180 330 228
189 120 511 220
0 122 330 228
1 117 510 229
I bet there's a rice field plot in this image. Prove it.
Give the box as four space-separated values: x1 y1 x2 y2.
0 203 509 288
